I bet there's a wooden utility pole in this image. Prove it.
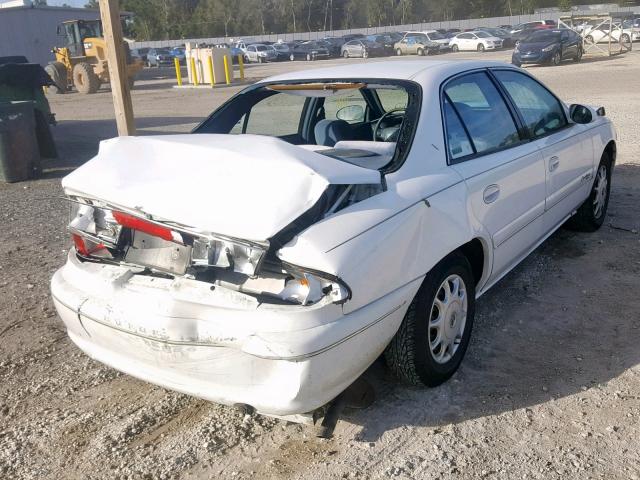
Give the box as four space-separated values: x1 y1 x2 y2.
98 0 135 136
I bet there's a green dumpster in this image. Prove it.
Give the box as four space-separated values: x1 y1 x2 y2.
0 101 40 183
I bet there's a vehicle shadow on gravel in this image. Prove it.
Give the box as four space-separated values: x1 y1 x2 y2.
347 163 640 442
43 116 204 174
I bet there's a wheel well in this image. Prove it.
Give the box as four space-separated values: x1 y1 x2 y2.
455 238 485 286
604 140 616 165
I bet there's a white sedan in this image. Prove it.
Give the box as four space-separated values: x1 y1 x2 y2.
51 60 616 419
450 31 504 51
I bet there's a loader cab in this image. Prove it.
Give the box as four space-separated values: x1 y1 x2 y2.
56 20 103 57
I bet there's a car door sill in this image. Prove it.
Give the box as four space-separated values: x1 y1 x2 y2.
477 209 576 299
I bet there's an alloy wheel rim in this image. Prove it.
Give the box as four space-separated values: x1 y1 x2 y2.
428 274 468 364
593 165 608 218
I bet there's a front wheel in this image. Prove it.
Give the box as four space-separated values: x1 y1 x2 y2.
289 54 295 61
396 48 402 56
477 43 485 52
451 44 459 52
574 47 583 62
550 51 561 66
417 47 424 56
565 153 612 232
362 50 368 58
385 252 476 387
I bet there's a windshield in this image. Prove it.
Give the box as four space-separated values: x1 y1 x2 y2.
194 80 420 171
523 30 560 42
274 44 288 51
428 32 446 40
256 45 268 51
157 49 170 54
475 31 491 38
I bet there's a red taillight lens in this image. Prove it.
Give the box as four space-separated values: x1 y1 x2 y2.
112 211 179 243
72 233 89 256
72 233 106 256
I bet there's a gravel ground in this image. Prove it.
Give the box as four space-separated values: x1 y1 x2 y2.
1 49 640 480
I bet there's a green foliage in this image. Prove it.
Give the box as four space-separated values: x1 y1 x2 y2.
93 0 606 40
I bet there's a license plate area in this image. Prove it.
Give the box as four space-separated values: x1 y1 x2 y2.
124 231 191 275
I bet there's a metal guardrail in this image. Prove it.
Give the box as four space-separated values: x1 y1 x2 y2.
129 6 639 50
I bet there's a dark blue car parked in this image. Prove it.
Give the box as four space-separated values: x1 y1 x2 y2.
512 29 583 67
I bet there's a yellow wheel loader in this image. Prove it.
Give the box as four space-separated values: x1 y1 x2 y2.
45 19 143 94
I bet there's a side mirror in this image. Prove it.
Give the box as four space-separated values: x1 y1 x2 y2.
570 104 593 124
336 105 365 123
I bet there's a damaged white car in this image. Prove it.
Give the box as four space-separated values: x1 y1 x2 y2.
52 60 616 419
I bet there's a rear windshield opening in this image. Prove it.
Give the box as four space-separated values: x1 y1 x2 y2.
194 79 421 172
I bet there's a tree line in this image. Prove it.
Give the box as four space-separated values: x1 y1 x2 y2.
84 0 611 40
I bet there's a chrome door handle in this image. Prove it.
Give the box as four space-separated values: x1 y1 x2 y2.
483 184 501 204
549 156 560 172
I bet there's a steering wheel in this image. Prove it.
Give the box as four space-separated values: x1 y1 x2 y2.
373 108 405 142
532 111 564 136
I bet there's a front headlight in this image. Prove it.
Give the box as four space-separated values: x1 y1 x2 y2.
542 44 555 52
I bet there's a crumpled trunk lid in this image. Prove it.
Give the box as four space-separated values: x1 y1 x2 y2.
62 134 381 241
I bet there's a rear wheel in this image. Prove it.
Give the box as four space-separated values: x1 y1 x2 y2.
451 44 459 52
289 54 295 61
565 153 612 232
585 35 595 44
363 50 369 58
417 47 424 56
385 252 476 387
73 62 100 94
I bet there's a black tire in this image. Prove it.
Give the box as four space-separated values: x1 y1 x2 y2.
385 252 476 387
44 62 67 94
289 54 295 61
512 60 522 67
451 44 459 52
396 48 402 56
621 34 630 45
574 46 583 62
550 51 561 66
565 152 612 232
585 35 594 44
477 43 485 52
417 47 424 56
72 62 100 94
343 50 349 58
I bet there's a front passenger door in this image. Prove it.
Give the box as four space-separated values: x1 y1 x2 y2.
492 70 594 233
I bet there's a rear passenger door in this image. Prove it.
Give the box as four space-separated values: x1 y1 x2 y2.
492 69 594 233
443 71 547 282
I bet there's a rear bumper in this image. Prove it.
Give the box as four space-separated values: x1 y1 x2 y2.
51 251 411 415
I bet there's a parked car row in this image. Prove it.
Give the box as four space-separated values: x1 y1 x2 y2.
130 15 638 69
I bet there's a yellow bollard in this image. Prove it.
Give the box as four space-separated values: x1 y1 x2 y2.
238 55 245 80
190 56 199 86
223 55 231 85
207 55 215 87
174 57 182 86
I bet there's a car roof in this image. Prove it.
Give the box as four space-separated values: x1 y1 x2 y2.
261 60 515 83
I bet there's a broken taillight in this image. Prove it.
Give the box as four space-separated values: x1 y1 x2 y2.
112 211 183 244
72 233 107 257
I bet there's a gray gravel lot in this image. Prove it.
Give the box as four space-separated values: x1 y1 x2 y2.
1 49 639 480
